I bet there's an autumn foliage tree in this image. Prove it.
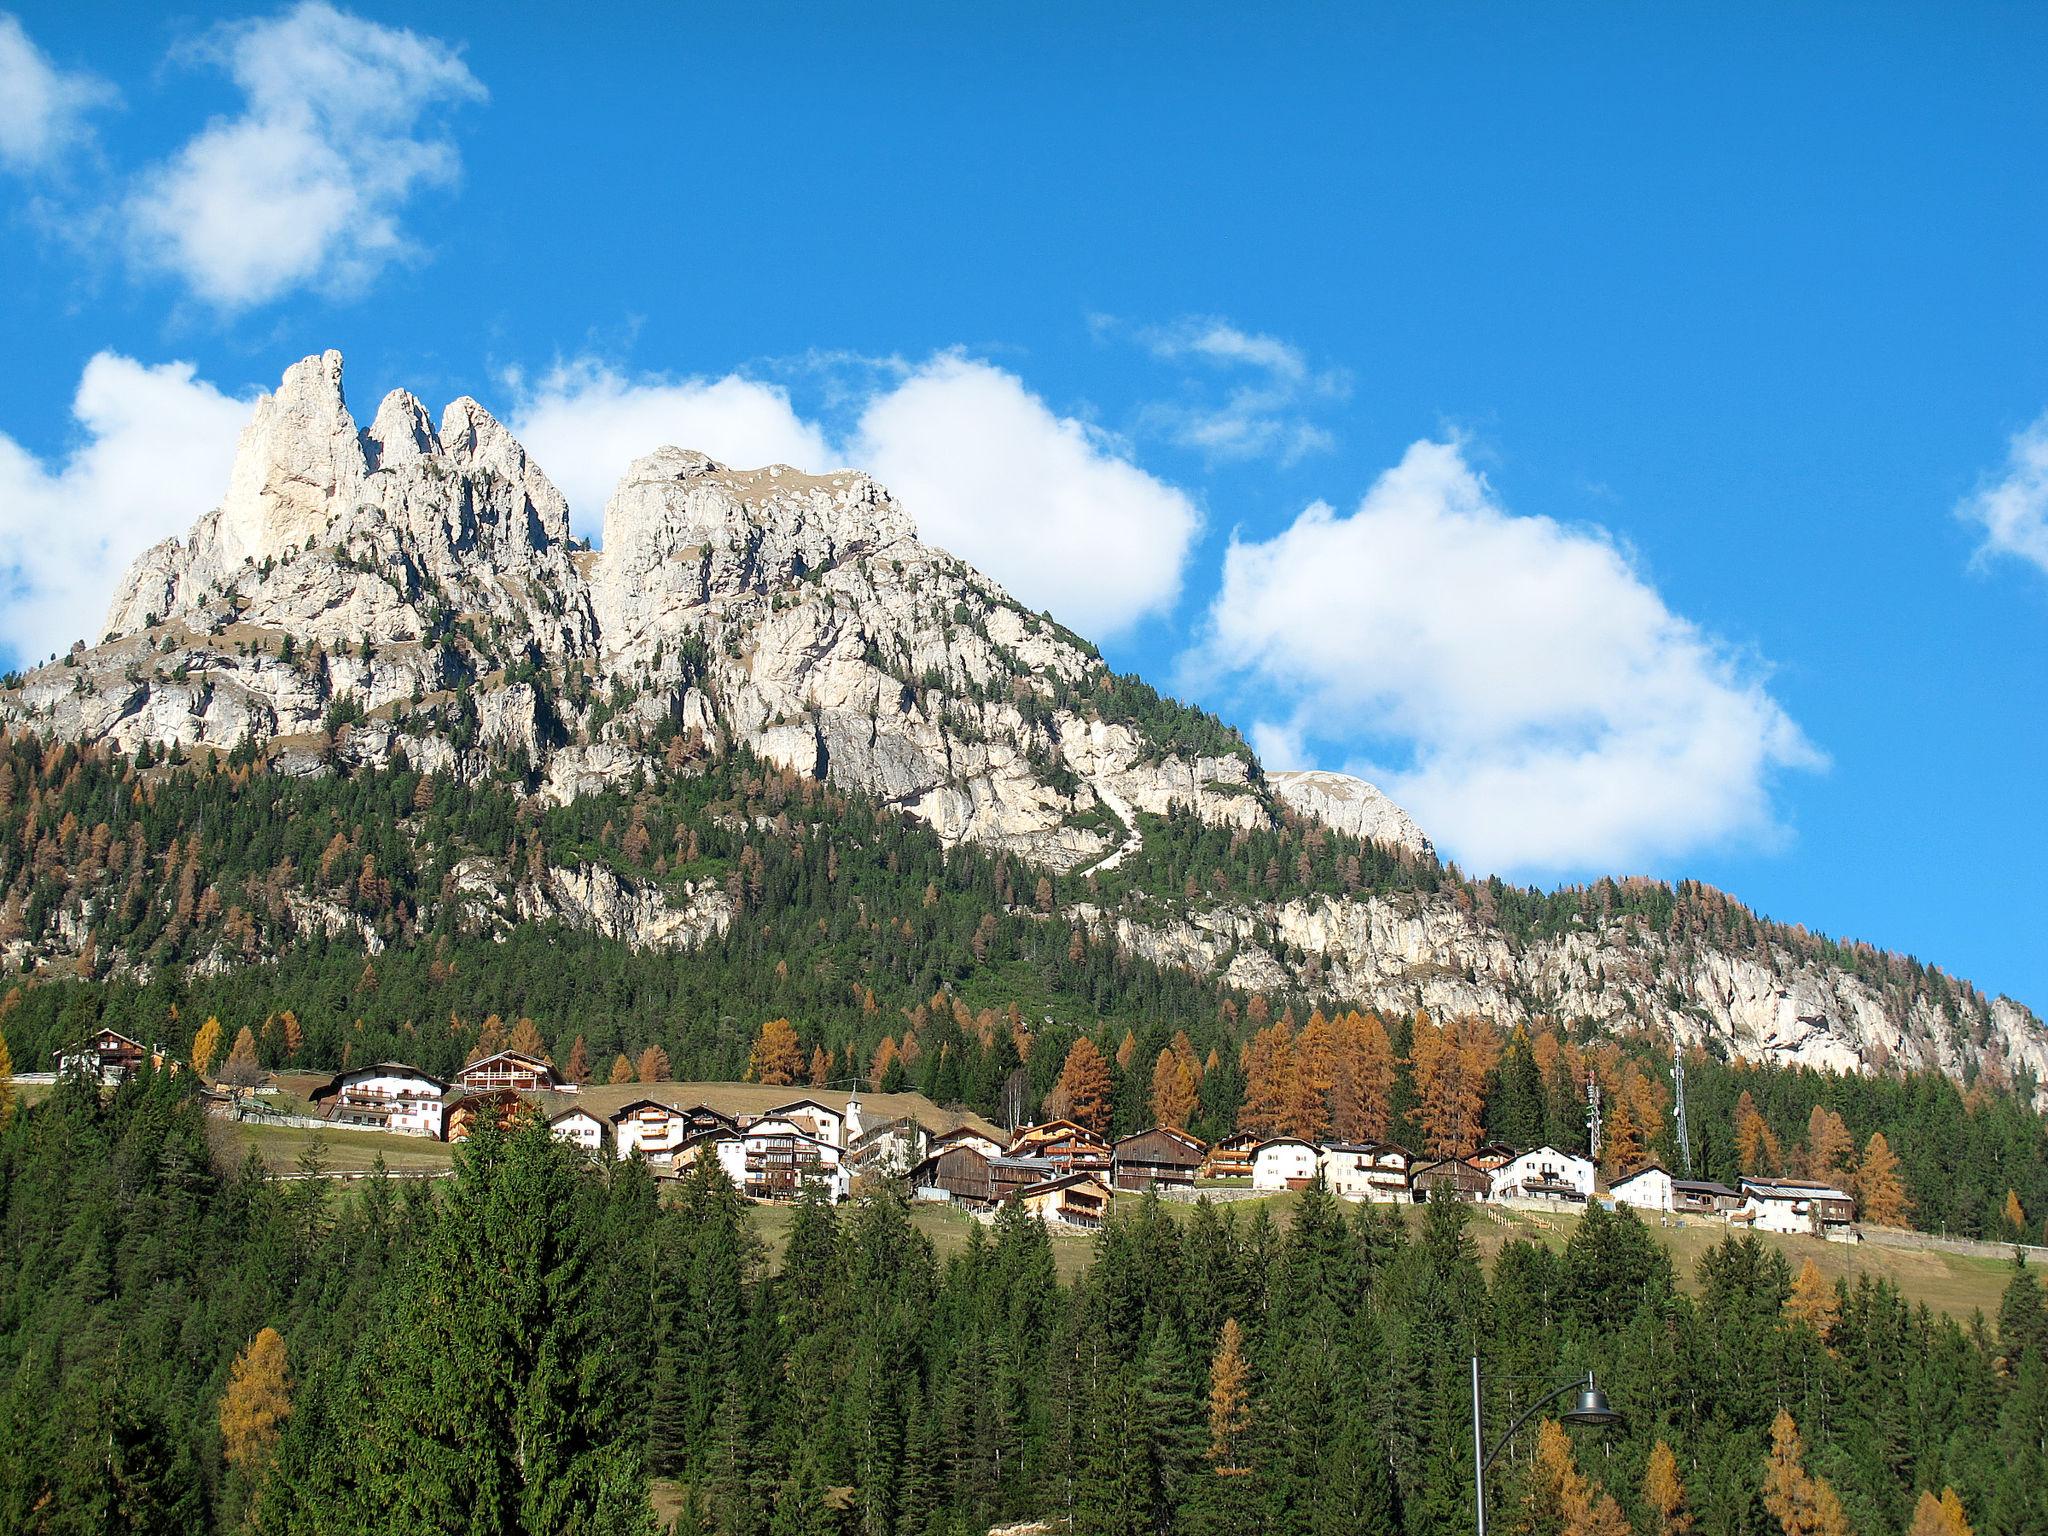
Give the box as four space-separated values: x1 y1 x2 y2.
563 1035 592 1086
1644 1440 1694 1536
1151 1046 1200 1130
636 1044 672 1084
219 1025 262 1088
1410 1014 1497 1158
1238 1021 1298 1139
1329 1009 1395 1142
1052 1037 1115 1136
1735 1091 1783 1175
219 1326 292 1478
607 1053 636 1086
1525 1418 1631 1536
1857 1131 1912 1227
506 1017 550 1062
1762 1408 1852 1536
1206 1317 1251 1473
748 1018 805 1086
1785 1259 1840 1338
190 1015 223 1078
1802 1106 1856 1183
1908 1487 1973 1536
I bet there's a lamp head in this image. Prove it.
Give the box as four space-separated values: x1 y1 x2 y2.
1561 1382 1625 1429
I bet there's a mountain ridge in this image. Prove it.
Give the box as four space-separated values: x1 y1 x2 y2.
2 349 2040 1096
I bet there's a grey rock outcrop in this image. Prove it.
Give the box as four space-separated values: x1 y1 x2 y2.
1269 769 1434 859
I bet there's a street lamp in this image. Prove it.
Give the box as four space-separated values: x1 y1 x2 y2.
1470 1356 1625 1536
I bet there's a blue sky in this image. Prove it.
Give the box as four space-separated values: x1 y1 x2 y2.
1 3 2044 1012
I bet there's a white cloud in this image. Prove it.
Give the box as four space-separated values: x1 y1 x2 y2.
1959 409 2048 576
1196 439 1821 874
506 349 1203 637
505 360 836 535
850 353 1201 637
0 354 248 663
0 13 115 172
127 2 483 308
1119 314 1347 465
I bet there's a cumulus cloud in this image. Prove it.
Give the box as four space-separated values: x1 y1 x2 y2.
127 2 483 308
0 354 248 664
0 13 115 173
1195 439 1821 873
506 360 835 534
1958 409 2048 577
510 350 1202 637
849 353 1202 637
1107 314 1347 465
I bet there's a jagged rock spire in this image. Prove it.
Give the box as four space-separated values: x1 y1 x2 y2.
216 349 366 569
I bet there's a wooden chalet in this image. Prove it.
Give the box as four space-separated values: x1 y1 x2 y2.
1199 1131 1260 1180
1409 1157 1491 1203
1672 1178 1745 1216
308 1063 447 1137
1111 1127 1207 1191
453 1050 566 1094
1005 1119 1112 1174
1320 1141 1414 1202
990 1155 1060 1204
847 1114 927 1174
1016 1171 1114 1229
442 1088 536 1142
55 1028 154 1085
910 1143 997 1206
1741 1177 1857 1238
928 1124 1004 1160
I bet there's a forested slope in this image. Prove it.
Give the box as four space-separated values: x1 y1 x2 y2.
4 1079 2046 1535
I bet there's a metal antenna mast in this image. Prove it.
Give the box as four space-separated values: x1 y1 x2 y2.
1586 1075 1603 1162
1671 1037 1695 1176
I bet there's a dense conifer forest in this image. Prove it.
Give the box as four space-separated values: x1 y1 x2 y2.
3 1074 2044 1535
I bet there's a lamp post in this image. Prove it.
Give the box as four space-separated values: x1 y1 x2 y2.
1470 1355 1624 1536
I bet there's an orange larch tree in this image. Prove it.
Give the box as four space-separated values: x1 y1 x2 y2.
1151 1047 1201 1130
1857 1132 1912 1228
748 1018 806 1086
1762 1409 1853 1536
1207 1317 1252 1473
1238 1020 1299 1139
219 1327 292 1479
1054 1038 1115 1137
1735 1091 1783 1176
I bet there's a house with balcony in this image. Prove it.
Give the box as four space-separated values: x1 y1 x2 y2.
1319 1141 1415 1202
308 1062 447 1137
1490 1146 1597 1205
452 1050 567 1094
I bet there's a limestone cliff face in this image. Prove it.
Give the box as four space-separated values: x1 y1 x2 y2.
8 348 2042 1088
22 352 1277 873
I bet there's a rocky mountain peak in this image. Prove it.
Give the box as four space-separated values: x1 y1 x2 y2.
216 348 364 571
361 388 440 470
1269 769 1434 860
